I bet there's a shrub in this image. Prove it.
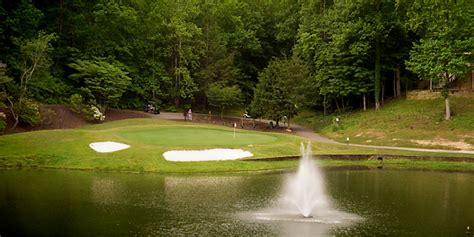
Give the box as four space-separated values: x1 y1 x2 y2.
70 94 84 114
81 105 105 122
19 99 41 126
0 113 5 130
70 94 105 122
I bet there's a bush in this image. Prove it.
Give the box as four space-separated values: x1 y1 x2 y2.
19 99 41 126
69 94 105 122
70 94 84 114
80 105 105 122
0 114 5 130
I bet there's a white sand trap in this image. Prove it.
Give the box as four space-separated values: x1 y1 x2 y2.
89 141 130 153
163 149 253 162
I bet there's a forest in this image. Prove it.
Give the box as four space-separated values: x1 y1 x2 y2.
0 0 472 129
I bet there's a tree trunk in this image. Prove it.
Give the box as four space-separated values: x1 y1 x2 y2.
395 64 401 97
429 79 433 91
363 94 367 111
335 98 340 112
381 81 385 105
374 36 381 110
323 95 327 116
445 96 451 120
287 117 291 130
7 96 19 130
393 75 397 98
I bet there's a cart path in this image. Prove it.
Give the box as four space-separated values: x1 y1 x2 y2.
156 112 474 155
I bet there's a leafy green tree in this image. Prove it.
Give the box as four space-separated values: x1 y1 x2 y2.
0 62 12 129
206 83 242 119
297 1 374 113
160 1 203 108
69 57 131 114
406 1 473 120
6 32 55 129
250 57 309 128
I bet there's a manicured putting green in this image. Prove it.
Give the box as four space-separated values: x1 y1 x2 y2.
118 127 278 146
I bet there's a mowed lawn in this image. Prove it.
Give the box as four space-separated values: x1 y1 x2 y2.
0 119 304 172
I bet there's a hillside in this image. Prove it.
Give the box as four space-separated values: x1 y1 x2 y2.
294 93 474 151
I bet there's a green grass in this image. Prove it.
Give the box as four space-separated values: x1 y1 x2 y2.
294 94 474 150
118 127 277 146
0 118 305 172
319 159 474 172
1 117 473 173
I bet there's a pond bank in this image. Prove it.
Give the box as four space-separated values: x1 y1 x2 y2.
246 154 474 163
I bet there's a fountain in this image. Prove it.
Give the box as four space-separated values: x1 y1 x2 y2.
282 142 331 218
247 142 360 229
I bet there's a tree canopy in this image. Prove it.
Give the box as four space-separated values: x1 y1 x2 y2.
0 0 472 127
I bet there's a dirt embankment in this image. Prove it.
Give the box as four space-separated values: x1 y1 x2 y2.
163 112 293 134
2 105 151 134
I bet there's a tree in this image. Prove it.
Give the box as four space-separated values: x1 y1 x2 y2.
206 83 242 119
406 1 473 120
250 57 309 128
69 57 131 114
0 62 12 129
296 1 374 113
161 1 203 108
7 32 55 129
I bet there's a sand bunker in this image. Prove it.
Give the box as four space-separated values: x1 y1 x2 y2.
89 141 130 153
163 149 253 162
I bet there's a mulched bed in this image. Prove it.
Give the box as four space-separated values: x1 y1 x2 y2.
2 105 152 134
1 105 292 135
173 113 292 134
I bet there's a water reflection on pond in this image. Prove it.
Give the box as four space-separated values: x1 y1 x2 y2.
0 168 473 236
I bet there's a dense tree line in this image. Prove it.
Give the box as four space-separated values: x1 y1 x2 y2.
0 0 472 128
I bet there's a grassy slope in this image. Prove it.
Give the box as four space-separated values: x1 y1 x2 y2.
295 94 474 151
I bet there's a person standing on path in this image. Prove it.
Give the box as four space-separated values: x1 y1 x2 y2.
188 109 192 121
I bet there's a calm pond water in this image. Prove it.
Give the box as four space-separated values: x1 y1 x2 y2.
0 168 473 236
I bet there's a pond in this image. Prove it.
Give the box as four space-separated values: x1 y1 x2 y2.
0 168 473 236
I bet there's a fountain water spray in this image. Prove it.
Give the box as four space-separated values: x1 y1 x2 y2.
245 142 360 228
283 142 331 218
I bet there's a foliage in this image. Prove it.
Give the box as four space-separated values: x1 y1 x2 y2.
69 94 104 122
250 57 309 125
69 94 84 114
69 57 131 113
0 0 472 124
206 83 243 119
7 32 55 129
0 62 12 108
17 98 40 126
406 2 472 86
0 117 5 130
406 1 473 119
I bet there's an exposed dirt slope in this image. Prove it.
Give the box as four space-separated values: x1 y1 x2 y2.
3 105 151 134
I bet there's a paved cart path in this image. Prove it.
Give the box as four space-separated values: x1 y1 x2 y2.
156 112 474 155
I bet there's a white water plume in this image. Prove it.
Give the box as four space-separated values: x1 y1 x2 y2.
282 142 331 217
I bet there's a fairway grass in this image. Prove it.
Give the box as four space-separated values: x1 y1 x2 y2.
0 118 473 173
0 118 304 172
